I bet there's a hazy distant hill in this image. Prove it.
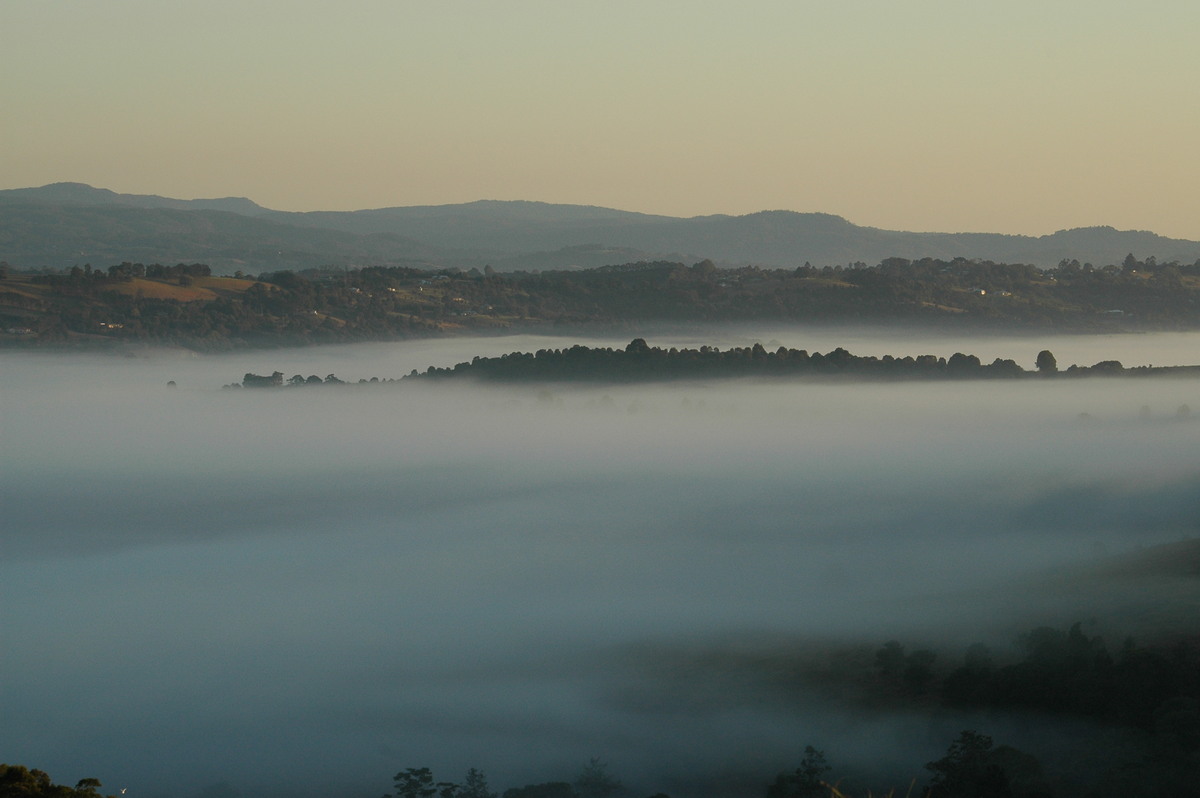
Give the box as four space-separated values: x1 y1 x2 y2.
4 182 1200 273
264 199 1200 268
0 181 270 215
266 199 670 249
0 191 439 273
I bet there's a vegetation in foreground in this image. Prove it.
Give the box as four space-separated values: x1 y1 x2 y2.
0 765 117 798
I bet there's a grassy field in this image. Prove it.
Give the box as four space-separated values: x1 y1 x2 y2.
101 275 262 302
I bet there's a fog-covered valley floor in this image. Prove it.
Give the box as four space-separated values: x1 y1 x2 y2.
3 328 1199 798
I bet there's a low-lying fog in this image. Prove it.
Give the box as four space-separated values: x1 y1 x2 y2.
3 328 1199 798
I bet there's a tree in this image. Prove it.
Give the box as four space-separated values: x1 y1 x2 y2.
925 731 1046 798
575 759 622 798
390 768 441 798
947 352 981 373
1035 350 1057 374
876 640 905 678
461 769 497 798
625 338 651 355
242 371 283 388
0 765 115 798
926 731 1009 798
387 768 473 798
904 649 938 693
943 643 994 705
501 784 575 798
766 746 831 798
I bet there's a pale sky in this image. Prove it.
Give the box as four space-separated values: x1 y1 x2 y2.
3 0 1198 237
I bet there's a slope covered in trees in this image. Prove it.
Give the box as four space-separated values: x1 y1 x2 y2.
5 254 1200 350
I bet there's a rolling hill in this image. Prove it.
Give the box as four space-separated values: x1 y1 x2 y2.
4 183 1200 274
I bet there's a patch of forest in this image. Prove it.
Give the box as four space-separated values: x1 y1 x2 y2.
4 253 1200 350
402 339 1200 384
230 339 1200 389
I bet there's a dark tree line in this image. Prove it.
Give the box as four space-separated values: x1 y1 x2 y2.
867 624 1200 796
0 765 115 798
928 623 1200 736
407 338 1028 383
384 760 623 798
384 731 1061 798
232 338 1200 388
404 340 1200 384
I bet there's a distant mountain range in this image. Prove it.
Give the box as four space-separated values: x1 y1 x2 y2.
3 182 1200 275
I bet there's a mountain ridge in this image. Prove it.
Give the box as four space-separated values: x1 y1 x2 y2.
0 181 269 215
3 183 1199 274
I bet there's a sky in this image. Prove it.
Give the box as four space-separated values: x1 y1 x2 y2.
3 1 1199 238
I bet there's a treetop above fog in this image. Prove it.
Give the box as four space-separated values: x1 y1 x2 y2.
230 339 1200 388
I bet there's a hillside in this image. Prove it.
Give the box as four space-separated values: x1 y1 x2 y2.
5 254 1200 350
4 183 1200 274
0 201 440 273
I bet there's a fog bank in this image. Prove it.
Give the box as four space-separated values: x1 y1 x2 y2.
3 330 1199 797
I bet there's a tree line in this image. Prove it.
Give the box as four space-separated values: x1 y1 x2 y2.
234 340 1200 388
870 622 1200 736
408 339 1037 383
861 623 1200 796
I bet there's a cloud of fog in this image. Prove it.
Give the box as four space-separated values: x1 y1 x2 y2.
3 330 1200 797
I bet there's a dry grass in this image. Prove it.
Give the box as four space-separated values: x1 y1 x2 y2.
100 275 267 302
0 280 47 299
103 279 216 302
193 276 260 296
919 301 967 313
801 277 857 289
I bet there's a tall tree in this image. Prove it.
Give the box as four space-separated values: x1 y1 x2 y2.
1035 350 1057 373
